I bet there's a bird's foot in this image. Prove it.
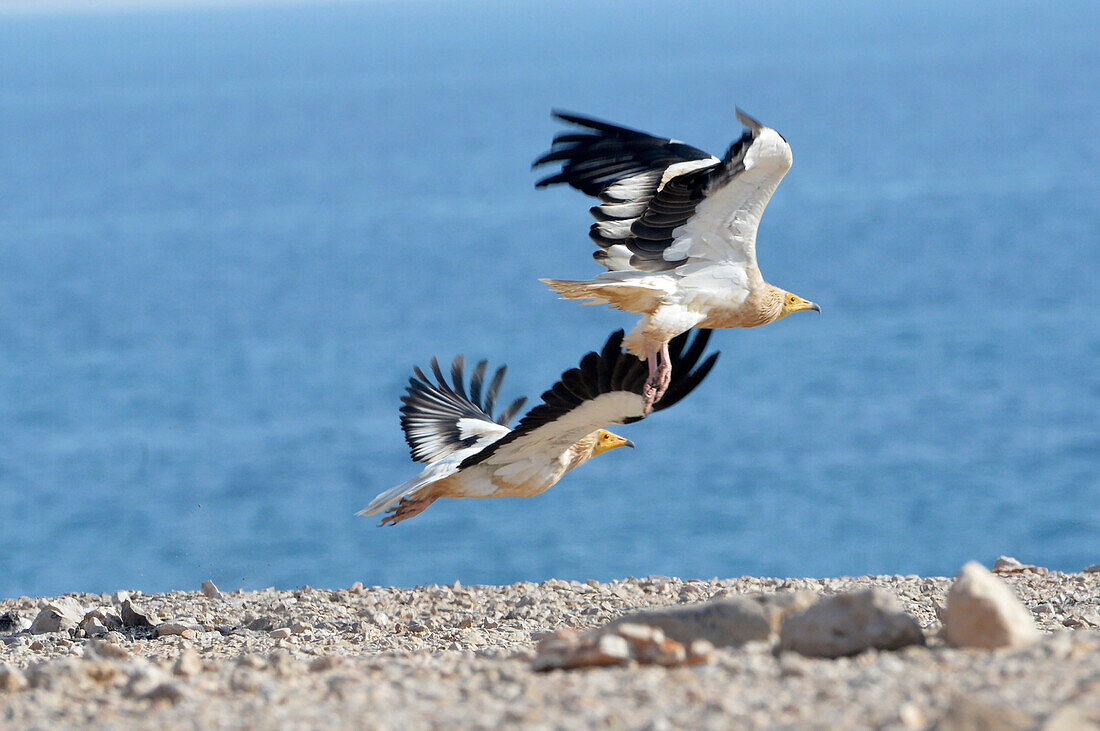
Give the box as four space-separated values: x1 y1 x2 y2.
380 496 436 526
642 380 658 416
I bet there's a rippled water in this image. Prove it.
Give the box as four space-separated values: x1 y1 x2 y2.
0 0 1097 597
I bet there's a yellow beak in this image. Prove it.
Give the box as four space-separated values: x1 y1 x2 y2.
595 431 635 455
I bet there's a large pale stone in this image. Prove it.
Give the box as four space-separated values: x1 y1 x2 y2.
607 591 818 647
779 588 924 658
30 598 85 634
943 562 1040 649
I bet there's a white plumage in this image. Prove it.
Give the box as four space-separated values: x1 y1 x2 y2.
535 110 819 411
359 329 718 525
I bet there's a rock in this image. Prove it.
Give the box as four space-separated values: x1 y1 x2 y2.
30 598 85 634
942 562 1040 649
291 622 310 634
607 591 818 647
898 703 927 729
270 627 292 640
201 580 223 599
86 639 130 660
532 624 711 671
1083 564 1100 574
779 588 924 658
173 648 202 677
110 590 132 605
934 695 1034 730
120 600 156 628
0 663 29 692
155 621 202 638
309 655 344 672
0 611 27 634
124 659 169 698
80 609 122 638
141 681 187 704
1043 704 1100 730
992 556 1047 575
246 615 274 632
81 616 109 637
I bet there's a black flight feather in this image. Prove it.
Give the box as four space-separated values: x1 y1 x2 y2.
461 329 719 468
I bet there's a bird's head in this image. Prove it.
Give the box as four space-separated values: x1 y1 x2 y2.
779 291 821 319
592 429 635 456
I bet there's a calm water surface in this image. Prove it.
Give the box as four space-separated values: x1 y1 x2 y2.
0 0 1097 597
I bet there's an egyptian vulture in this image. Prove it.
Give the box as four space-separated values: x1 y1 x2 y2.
534 110 819 412
359 329 718 525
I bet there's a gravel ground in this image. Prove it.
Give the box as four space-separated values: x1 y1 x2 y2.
2 569 1099 729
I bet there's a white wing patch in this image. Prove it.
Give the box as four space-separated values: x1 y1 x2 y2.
667 126 792 274
456 418 511 445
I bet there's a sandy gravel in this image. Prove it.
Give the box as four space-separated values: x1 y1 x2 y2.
2 569 1099 729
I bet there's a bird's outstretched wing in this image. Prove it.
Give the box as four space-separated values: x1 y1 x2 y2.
533 110 791 281
400 355 527 464
461 329 718 470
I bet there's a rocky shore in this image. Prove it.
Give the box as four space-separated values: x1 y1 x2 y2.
2 560 1099 729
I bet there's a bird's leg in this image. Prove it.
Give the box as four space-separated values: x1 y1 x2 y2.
656 341 673 396
642 343 661 415
380 496 437 526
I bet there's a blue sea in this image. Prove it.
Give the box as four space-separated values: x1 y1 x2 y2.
1 0 1097 599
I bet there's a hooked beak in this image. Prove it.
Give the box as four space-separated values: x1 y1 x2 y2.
623 439 635 449
810 302 821 313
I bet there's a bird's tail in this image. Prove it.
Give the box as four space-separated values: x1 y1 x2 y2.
540 278 613 305
356 474 434 519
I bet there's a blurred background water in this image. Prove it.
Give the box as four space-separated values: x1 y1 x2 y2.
0 0 1097 598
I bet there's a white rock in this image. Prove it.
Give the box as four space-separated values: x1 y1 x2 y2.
81 616 109 637
779 588 924 658
155 621 203 638
110 591 132 605
30 598 85 634
270 627 292 640
201 580 222 599
123 659 169 698
992 555 1047 575
173 648 202 676
943 562 1040 649
0 663 29 692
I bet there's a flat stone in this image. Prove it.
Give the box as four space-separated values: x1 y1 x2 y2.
607 591 818 647
155 621 202 638
992 556 1047 575
943 562 1040 649
270 627 292 640
201 580 223 600
1083 564 1100 574
779 588 924 658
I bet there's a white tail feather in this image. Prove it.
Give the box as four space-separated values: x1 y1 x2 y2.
357 474 433 518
